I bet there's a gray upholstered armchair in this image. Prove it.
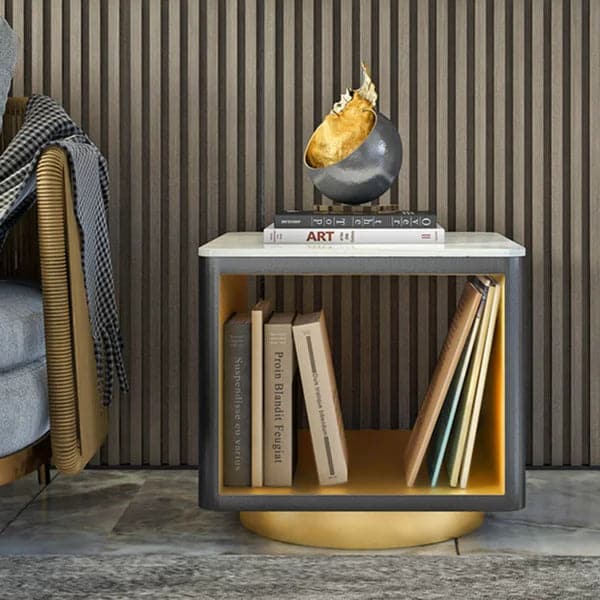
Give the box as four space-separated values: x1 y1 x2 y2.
0 97 108 486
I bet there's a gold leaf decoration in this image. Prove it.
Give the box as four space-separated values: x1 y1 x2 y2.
306 62 378 169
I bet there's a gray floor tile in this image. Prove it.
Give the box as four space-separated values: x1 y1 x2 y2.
6 469 598 556
0 472 47 531
0 470 146 555
108 470 457 556
458 514 600 556
459 471 600 556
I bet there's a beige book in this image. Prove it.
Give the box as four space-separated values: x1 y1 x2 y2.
264 313 296 486
446 278 495 487
404 280 483 487
458 277 501 488
293 311 348 486
251 299 273 487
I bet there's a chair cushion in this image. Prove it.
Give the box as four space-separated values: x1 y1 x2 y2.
0 358 49 457
0 280 45 371
0 17 18 132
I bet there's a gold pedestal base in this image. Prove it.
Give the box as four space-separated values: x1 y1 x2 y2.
240 510 484 550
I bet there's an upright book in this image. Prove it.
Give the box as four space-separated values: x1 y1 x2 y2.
223 313 251 487
251 299 273 487
403 280 484 487
427 283 488 486
446 277 496 487
458 276 501 488
293 311 348 486
264 312 296 486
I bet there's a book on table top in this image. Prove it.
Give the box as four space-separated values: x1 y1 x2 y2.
293 311 348 486
264 224 444 244
403 279 484 487
458 276 501 488
263 312 296 487
274 206 437 229
223 313 251 487
427 282 489 487
446 277 497 488
250 299 273 487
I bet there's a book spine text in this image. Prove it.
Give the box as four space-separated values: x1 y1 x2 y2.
223 320 251 486
264 324 295 486
264 227 444 244
274 213 437 229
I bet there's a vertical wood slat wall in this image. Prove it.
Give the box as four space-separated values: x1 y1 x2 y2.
1 0 598 467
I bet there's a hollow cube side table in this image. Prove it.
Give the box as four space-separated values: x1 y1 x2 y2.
198 232 527 549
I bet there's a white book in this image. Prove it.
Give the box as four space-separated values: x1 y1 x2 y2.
263 224 445 245
251 299 272 487
446 278 495 487
458 276 501 488
293 311 348 486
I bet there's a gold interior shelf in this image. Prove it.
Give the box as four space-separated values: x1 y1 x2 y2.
218 273 506 499
224 428 504 496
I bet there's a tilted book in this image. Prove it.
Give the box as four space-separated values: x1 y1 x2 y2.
264 224 444 245
427 283 488 487
403 280 483 487
459 276 501 488
251 298 273 487
264 313 296 486
293 311 348 486
446 277 496 487
223 313 251 487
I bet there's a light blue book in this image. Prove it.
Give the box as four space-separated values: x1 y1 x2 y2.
427 295 486 487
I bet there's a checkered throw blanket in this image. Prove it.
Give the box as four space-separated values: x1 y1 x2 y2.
0 95 128 405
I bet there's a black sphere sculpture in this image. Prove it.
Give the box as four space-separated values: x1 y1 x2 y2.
304 111 402 206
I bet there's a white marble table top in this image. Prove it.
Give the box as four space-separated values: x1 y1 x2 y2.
198 231 526 258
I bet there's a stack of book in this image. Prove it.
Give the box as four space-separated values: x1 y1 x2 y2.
263 205 445 245
404 276 501 488
223 300 347 488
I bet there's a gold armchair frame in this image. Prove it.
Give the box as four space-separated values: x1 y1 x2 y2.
0 97 108 485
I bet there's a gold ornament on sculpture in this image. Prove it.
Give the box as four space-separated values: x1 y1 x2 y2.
306 62 378 169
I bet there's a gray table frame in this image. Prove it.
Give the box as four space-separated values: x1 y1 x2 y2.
199 254 526 512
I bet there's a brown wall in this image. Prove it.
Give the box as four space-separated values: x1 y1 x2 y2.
2 0 598 467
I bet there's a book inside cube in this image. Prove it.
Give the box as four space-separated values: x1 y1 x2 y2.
292 311 348 486
263 312 296 487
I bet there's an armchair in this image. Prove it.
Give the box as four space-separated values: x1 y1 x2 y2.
0 97 108 486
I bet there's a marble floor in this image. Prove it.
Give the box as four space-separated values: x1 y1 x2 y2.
0 469 598 556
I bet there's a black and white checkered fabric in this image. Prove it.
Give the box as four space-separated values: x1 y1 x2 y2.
0 95 128 405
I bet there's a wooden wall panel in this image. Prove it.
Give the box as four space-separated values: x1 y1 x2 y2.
591 0 600 466
1 0 597 466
